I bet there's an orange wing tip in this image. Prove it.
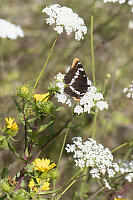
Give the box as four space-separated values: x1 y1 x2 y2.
71 58 80 69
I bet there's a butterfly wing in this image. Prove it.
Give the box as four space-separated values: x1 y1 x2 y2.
64 58 88 99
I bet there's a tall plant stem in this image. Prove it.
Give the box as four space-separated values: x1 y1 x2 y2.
52 123 71 199
55 179 77 200
33 36 58 90
79 167 88 199
57 124 70 170
55 169 83 200
88 186 105 200
91 111 98 139
111 142 128 153
91 15 95 86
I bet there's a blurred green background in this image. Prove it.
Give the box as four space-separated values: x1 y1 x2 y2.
0 0 133 199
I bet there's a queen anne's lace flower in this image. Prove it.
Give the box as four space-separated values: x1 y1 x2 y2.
103 0 126 4
123 81 133 103
66 137 119 189
42 4 87 41
0 19 24 40
119 160 133 182
103 0 133 19
54 72 108 115
128 20 133 29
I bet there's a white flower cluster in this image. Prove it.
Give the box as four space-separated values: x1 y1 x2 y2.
0 19 24 40
42 4 87 41
103 0 133 15
54 72 108 115
123 81 133 103
128 20 133 29
119 160 133 182
54 73 73 107
103 0 126 4
66 137 119 189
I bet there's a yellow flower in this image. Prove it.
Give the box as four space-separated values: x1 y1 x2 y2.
29 179 35 189
32 158 56 172
41 181 50 191
114 197 127 200
5 117 18 131
34 93 50 103
21 85 28 92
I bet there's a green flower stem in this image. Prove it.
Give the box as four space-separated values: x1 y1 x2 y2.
57 124 70 170
91 15 95 86
33 36 58 90
55 169 82 200
52 123 71 199
8 141 24 161
121 146 133 165
88 186 105 200
91 111 98 139
54 169 83 200
79 167 88 199
0 39 4 83
111 142 128 153
55 179 77 200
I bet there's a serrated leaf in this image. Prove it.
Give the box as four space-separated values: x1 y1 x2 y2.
13 97 22 114
1 167 9 178
38 121 53 133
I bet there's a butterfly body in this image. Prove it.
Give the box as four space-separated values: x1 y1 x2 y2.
64 58 89 100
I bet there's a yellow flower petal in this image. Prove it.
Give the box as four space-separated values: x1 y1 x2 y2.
34 93 50 102
29 179 35 189
5 117 18 131
32 158 56 172
41 182 50 191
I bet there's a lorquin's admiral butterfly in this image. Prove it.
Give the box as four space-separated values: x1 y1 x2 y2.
64 58 90 101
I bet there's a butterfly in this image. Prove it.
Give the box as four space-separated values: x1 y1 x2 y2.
64 58 90 101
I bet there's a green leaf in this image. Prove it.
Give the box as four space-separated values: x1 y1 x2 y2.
0 195 7 200
27 129 33 133
8 142 24 161
38 121 53 133
55 107 64 112
13 97 22 114
27 117 37 123
1 167 9 178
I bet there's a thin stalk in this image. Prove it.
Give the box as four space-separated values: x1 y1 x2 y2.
91 15 95 86
52 123 71 199
57 125 70 170
79 167 88 199
23 104 27 160
120 147 133 166
88 186 105 200
91 112 98 139
8 142 24 161
55 179 77 200
53 169 83 199
111 142 128 153
33 36 58 90
0 39 4 83
55 169 84 200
